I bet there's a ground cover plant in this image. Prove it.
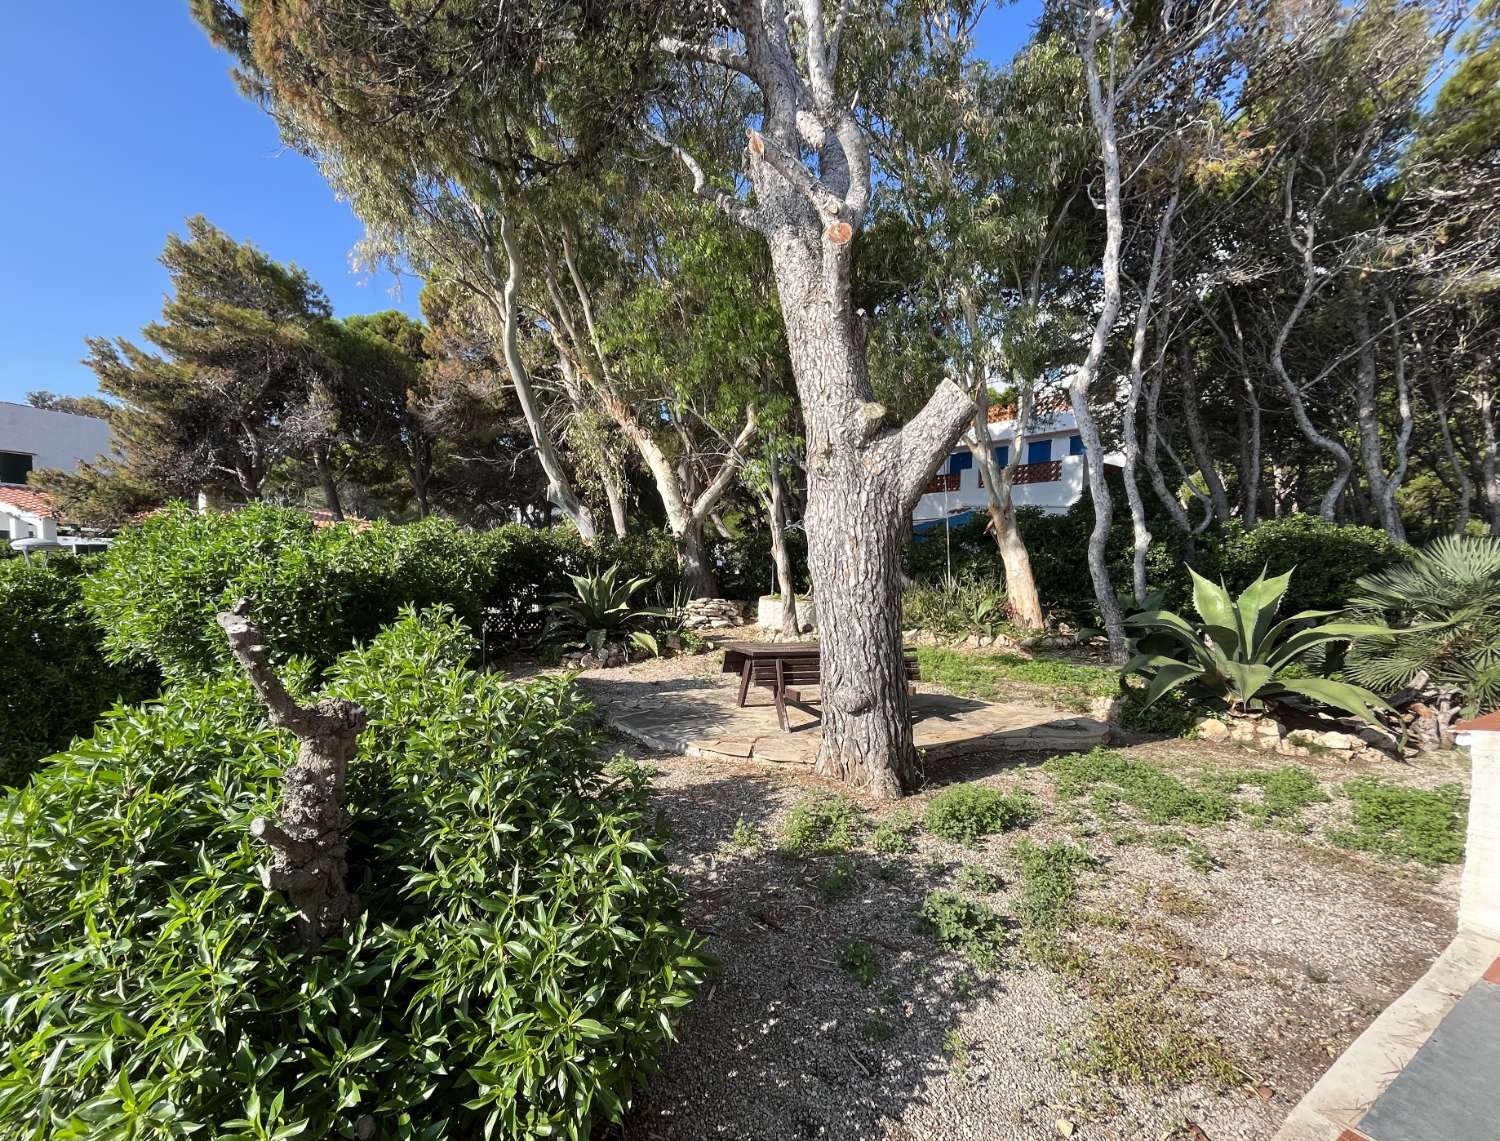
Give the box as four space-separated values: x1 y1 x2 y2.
1329 779 1467 865
1047 749 1235 826
0 555 155 787
922 782 1035 843
916 645 1117 709
781 793 866 855
0 610 702 1140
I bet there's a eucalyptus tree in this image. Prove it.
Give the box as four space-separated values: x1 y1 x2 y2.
865 18 1092 630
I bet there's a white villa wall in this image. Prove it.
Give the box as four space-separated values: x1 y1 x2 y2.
0 401 114 476
912 406 1103 525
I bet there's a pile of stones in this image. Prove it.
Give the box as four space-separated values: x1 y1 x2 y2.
681 598 748 630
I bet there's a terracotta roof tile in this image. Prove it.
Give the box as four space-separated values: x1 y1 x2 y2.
0 484 55 518
1457 710 1500 733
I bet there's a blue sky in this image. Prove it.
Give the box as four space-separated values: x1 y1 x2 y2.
0 1 1041 403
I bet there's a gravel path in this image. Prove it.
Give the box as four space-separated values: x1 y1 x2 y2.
577 655 1466 1141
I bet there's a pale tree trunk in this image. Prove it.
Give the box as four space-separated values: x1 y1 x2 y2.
1144 363 1198 543
1381 295 1413 541
1478 380 1500 535
767 455 801 637
1238 378 1262 527
217 600 365 949
1121 181 1180 606
1178 341 1230 525
1351 296 1407 541
481 212 597 541
659 4 974 796
602 470 629 538
1430 374 1474 533
1072 11 1129 660
960 290 1044 629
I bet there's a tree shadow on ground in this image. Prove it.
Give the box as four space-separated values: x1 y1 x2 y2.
603 765 1021 1141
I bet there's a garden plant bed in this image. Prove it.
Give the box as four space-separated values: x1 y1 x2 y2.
581 667 1468 1141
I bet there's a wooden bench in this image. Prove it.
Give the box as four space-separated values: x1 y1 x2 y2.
720 641 921 732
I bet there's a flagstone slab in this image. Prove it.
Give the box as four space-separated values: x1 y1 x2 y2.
578 671 1108 767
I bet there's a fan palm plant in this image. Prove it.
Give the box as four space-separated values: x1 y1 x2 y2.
1345 535 1500 730
543 564 667 656
1124 567 1392 724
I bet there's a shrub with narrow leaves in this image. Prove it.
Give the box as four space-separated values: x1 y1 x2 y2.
0 555 155 786
0 609 703 1139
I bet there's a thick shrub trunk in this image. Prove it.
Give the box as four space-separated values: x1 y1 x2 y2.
679 517 719 599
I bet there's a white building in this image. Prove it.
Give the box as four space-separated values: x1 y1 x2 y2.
0 401 115 553
911 401 1119 531
0 401 113 487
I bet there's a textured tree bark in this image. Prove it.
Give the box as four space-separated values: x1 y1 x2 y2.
767 456 801 638
678 516 719 599
602 471 629 538
217 600 366 948
1478 381 1500 535
1430 374 1473 533
312 446 345 522
1352 297 1404 540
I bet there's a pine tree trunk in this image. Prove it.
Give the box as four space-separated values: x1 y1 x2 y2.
313 447 346 522
766 236 970 799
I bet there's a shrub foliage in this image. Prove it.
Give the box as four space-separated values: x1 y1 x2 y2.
0 556 155 786
0 610 702 1139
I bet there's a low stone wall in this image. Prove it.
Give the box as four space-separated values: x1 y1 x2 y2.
681 598 749 630
1195 713 1398 762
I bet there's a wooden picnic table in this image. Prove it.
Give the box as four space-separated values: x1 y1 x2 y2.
720 641 920 732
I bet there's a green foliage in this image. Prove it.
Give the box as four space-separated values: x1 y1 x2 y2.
1012 840 1095 970
728 817 764 856
1345 535 1500 714
0 610 702 1139
1080 998 1240 1088
0 557 155 786
1198 516 1404 617
1047 749 1234 826
818 856 859 904
82 504 682 678
781 794 865 856
1124 567 1392 723
1329 780 1467 865
837 938 881 987
543 562 666 653
901 572 1013 640
955 864 1005 893
917 646 1118 707
922 783 1035 844
871 809 917 855
915 890 1011 971
1116 680 1199 736
1199 766 1328 826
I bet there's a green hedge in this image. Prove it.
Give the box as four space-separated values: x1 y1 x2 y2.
0 556 155 787
0 609 702 1139
906 508 1401 625
82 504 682 678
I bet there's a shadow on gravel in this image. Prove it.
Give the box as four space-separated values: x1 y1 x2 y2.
606 771 1013 1141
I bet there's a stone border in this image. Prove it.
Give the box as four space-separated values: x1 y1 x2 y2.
1274 931 1500 1141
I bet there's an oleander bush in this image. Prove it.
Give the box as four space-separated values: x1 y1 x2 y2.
0 555 155 786
0 609 703 1139
82 503 683 678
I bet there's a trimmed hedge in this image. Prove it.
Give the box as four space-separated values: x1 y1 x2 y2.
0 609 703 1139
0 556 155 786
82 503 681 678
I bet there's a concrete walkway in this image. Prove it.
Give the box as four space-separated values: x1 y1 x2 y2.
1275 931 1500 1141
579 671 1109 767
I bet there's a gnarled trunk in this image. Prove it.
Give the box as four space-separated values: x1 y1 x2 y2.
767 456 801 638
217 600 366 949
679 516 719 598
312 446 345 522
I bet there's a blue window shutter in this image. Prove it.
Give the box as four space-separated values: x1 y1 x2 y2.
1027 440 1052 465
1069 435 1085 456
948 451 973 473
994 445 1009 468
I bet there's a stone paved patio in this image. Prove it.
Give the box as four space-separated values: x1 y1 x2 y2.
578 666 1109 767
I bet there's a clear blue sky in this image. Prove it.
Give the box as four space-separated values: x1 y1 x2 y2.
0 1 1041 404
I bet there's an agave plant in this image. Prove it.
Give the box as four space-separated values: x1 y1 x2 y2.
1345 535 1500 720
1124 567 1393 723
543 563 667 656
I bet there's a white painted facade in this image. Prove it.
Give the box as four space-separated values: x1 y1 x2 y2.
0 401 114 480
911 406 1115 528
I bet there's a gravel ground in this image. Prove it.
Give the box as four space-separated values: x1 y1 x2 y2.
557 651 1467 1141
